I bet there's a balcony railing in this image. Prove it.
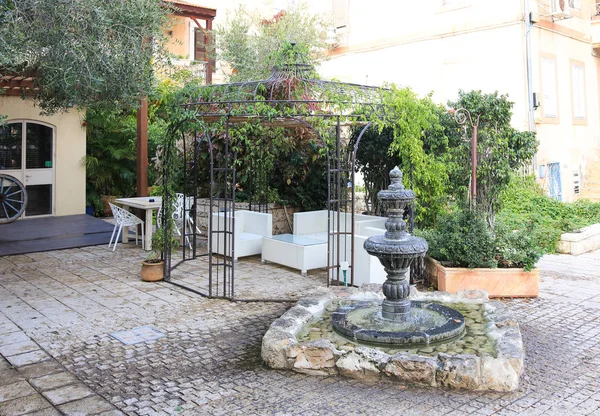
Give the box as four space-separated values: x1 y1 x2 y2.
592 3 600 49
592 2 600 19
163 59 207 84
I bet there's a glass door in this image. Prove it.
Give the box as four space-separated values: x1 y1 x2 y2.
0 121 54 217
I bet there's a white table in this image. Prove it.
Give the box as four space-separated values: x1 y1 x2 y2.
115 197 162 251
261 234 327 276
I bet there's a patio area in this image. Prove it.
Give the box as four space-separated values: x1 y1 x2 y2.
0 245 599 415
0 215 115 257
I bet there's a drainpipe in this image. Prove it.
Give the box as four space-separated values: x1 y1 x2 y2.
524 0 537 169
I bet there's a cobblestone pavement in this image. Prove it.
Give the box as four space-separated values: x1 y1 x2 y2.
0 245 599 415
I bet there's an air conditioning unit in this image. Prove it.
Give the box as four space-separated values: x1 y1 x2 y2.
551 0 571 18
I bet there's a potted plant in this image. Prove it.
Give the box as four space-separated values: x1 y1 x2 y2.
141 192 180 282
141 232 167 282
420 208 542 297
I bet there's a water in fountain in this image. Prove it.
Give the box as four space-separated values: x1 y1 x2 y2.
332 167 465 346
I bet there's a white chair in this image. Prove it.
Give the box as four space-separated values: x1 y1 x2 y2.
157 194 201 250
108 203 145 251
176 194 202 245
211 210 272 261
293 210 387 284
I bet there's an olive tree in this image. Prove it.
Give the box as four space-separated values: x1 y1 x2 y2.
0 0 172 114
213 2 334 81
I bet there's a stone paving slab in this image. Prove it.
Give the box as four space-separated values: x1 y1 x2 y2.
0 246 599 414
30 372 80 391
0 380 37 402
0 393 53 415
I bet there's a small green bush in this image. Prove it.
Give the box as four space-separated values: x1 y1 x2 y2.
419 209 496 269
498 175 600 253
420 207 543 270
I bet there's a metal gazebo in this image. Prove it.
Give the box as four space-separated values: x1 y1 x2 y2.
160 61 388 300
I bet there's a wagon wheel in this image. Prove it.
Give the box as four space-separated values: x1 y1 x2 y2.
0 174 27 224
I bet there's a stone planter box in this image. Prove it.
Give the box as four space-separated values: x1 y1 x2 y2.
424 257 539 298
557 223 600 255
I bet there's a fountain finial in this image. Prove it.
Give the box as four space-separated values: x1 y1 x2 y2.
388 166 404 191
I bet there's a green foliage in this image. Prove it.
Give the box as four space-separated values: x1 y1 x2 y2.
421 206 543 270
497 174 600 253
213 3 333 81
368 86 449 226
420 209 496 269
446 91 538 224
494 220 543 271
0 0 171 114
83 81 172 213
349 126 399 214
151 127 181 260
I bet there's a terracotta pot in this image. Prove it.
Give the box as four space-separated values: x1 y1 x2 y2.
141 260 164 282
424 257 539 298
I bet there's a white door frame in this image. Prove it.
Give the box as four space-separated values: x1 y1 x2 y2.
0 120 56 218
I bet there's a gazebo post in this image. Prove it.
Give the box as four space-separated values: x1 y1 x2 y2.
136 96 149 197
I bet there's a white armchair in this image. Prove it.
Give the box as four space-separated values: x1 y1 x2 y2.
293 210 387 285
211 210 272 261
292 209 329 241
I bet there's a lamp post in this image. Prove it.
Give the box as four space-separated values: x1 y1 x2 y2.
453 108 481 206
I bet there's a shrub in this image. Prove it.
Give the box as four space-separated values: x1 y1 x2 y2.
498 174 600 253
494 220 543 271
419 209 496 268
420 206 543 270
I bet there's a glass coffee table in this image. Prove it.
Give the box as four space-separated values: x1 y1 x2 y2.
261 234 328 276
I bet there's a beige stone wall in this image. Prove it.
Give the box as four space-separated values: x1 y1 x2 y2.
0 96 86 216
165 17 190 59
313 0 600 203
193 198 300 235
193 194 369 235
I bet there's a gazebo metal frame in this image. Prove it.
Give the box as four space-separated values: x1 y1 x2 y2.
161 62 387 300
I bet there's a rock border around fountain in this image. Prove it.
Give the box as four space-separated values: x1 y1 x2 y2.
261 288 524 392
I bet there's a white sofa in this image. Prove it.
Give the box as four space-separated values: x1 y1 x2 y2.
293 210 387 285
211 210 272 261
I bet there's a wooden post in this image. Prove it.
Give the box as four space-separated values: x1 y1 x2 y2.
206 18 213 84
471 124 478 206
136 96 149 197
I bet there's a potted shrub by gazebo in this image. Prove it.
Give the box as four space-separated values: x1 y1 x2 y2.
422 208 541 298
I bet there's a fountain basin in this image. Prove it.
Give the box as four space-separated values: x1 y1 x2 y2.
332 300 465 346
261 286 524 391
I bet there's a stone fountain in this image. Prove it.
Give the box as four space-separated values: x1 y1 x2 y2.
331 167 465 345
261 168 524 391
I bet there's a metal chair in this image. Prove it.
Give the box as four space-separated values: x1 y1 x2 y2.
108 203 144 251
156 194 202 250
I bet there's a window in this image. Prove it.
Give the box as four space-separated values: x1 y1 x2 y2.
571 61 586 121
332 0 348 32
541 57 558 119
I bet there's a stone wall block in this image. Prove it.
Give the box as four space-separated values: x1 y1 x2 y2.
436 353 481 390
495 327 524 360
384 353 439 386
335 350 382 381
292 340 338 375
480 357 521 392
261 328 297 370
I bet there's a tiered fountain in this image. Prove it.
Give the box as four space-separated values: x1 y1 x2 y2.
261 167 524 392
331 167 465 345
